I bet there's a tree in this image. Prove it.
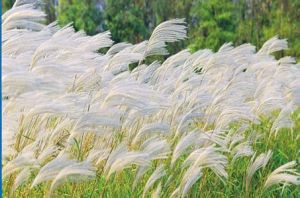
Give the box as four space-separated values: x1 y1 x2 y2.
103 0 148 43
261 0 300 59
57 0 103 35
2 0 15 13
188 0 239 52
149 0 193 54
103 0 193 45
44 0 57 23
3 0 299 59
236 0 300 60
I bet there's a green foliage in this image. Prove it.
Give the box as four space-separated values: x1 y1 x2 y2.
103 0 148 43
262 1 300 59
188 0 239 52
148 0 193 55
43 0 57 23
3 116 300 197
2 0 15 13
103 0 192 53
57 0 103 35
4 0 298 59
236 0 300 60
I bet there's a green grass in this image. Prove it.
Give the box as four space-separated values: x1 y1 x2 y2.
3 113 300 198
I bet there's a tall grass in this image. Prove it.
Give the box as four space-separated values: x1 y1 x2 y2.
2 1 300 197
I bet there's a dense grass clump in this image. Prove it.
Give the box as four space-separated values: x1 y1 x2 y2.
2 1 300 197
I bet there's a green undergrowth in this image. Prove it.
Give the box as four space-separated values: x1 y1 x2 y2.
3 113 300 198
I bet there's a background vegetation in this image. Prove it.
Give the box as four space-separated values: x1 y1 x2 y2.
3 0 300 59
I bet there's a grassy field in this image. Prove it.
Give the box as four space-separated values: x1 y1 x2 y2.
2 1 300 198
3 112 300 197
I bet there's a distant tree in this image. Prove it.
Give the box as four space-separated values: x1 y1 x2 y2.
237 0 300 59
43 0 57 23
149 0 193 25
149 0 193 54
3 0 299 59
57 0 103 35
188 0 239 52
261 0 300 59
103 0 149 43
103 0 192 45
2 0 15 13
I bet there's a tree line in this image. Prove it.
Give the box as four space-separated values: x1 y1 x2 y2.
3 0 300 59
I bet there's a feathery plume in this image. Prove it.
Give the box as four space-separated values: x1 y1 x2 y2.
246 150 272 191
264 161 300 189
